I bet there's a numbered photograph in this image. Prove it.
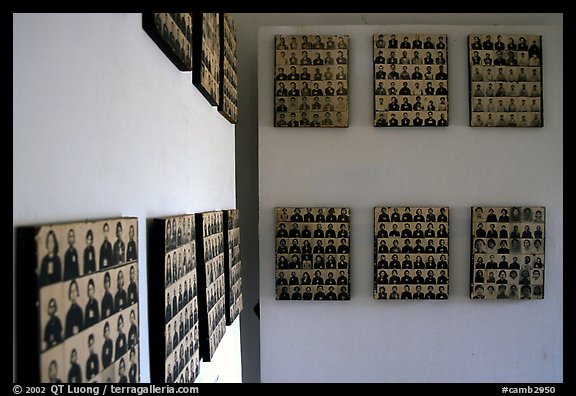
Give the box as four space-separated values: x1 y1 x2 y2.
373 207 449 300
274 35 349 128
470 206 545 300
274 207 351 301
373 34 449 127
468 34 543 127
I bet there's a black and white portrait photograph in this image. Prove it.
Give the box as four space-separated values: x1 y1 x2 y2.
374 34 449 127
274 35 350 128
224 209 243 325
470 206 545 300
194 211 227 361
142 13 193 71
275 207 351 300
193 13 220 106
17 217 140 383
373 207 450 300
149 214 200 383
468 34 543 127
219 13 238 124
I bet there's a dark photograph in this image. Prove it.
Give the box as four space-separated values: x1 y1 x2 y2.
193 13 221 106
275 207 351 300
143 13 193 71
373 207 450 300
470 206 545 299
373 34 449 127
219 13 238 123
274 35 350 128
468 34 543 127
18 217 140 383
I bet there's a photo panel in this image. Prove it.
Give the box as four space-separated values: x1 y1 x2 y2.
274 35 350 128
142 13 193 71
218 13 238 123
223 209 244 325
16 217 140 382
195 211 226 361
373 34 449 127
193 13 221 106
275 207 351 301
149 214 200 383
470 206 545 299
468 34 543 127
373 207 449 300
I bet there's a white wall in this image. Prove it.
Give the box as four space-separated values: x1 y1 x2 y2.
13 13 241 383
257 20 562 382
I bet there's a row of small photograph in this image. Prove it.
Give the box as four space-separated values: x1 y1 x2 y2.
375 284 448 300
373 50 447 65
276 35 349 50
276 96 348 112
472 268 543 284
275 50 348 65
471 66 541 82
469 34 541 51
471 283 543 299
375 111 448 127
374 64 448 80
471 97 541 113
473 207 545 222
471 82 542 98
470 112 542 127
473 223 544 238
275 81 349 96
375 34 447 49
473 254 544 269
276 269 349 285
276 64 348 80
375 254 448 269
276 285 350 301
276 254 350 270
375 223 449 236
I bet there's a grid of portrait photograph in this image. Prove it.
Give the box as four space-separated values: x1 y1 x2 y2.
373 34 449 127
373 207 450 300
31 218 140 383
224 209 243 325
143 13 193 71
468 34 543 127
219 13 238 124
275 207 351 301
274 35 349 128
193 13 220 106
470 206 545 300
161 215 200 383
195 211 227 361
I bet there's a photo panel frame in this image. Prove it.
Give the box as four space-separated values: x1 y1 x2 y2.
373 207 450 300
193 13 221 106
16 217 140 383
194 211 226 361
218 13 238 124
149 215 200 383
274 207 351 301
223 210 243 325
274 34 350 128
468 34 543 127
470 206 545 300
142 13 193 71
373 34 449 127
